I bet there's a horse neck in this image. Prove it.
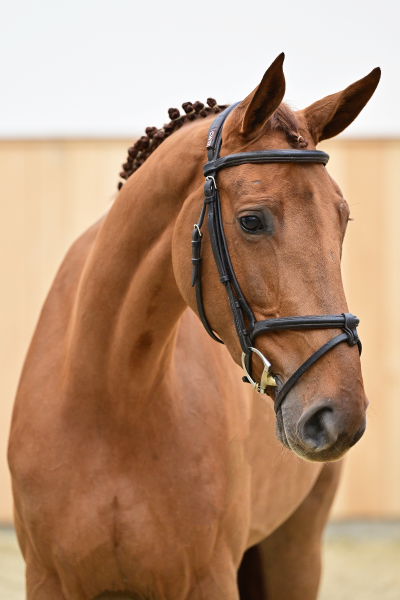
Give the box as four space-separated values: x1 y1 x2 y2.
66 121 208 411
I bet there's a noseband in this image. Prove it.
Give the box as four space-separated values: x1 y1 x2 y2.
191 102 362 413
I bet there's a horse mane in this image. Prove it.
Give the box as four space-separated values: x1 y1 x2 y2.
118 101 308 189
117 98 228 189
270 103 309 149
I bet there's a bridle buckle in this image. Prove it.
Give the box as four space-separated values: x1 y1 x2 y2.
241 347 277 394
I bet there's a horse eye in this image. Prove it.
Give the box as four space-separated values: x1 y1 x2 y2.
240 215 264 232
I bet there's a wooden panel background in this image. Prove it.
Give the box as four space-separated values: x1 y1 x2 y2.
0 139 399 523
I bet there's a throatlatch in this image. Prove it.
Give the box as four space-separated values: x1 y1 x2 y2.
191 103 361 413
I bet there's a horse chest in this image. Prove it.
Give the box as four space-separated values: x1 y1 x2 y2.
14 387 320 580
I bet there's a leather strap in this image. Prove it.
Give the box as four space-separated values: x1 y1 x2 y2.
251 314 359 338
206 102 241 161
206 179 252 353
203 149 330 177
191 221 223 344
274 332 350 413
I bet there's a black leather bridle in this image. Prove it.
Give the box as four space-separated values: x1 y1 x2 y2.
191 102 362 413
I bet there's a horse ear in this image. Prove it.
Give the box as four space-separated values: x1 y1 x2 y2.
303 68 381 143
240 53 286 136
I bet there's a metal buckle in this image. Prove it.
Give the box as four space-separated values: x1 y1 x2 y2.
241 347 277 394
205 175 217 189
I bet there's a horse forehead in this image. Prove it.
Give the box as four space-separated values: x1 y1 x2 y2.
220 162 324 199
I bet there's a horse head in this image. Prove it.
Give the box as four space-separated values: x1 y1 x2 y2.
174 54 380 463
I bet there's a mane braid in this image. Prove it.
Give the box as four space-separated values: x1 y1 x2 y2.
117 98 228 190
117 101 308 190
270 104 309 149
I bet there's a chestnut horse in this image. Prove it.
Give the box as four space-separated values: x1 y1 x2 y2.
8 54 380 600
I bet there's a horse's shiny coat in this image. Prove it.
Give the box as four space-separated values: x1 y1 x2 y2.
8 55 380 599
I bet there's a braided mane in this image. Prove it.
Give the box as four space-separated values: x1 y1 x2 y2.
118 100 308 190
118 98 228 190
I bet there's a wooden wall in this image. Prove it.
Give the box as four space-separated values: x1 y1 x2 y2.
325 140 400 519
0 139 399 523
0 140 128 523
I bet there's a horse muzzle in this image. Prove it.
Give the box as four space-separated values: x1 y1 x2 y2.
276 396 367 462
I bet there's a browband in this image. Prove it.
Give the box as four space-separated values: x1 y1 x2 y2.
191 102 361 413
203 149 329 177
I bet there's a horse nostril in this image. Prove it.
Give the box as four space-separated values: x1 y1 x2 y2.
298 404 339 452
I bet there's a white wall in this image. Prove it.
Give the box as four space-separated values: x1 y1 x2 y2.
0 0 397 138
